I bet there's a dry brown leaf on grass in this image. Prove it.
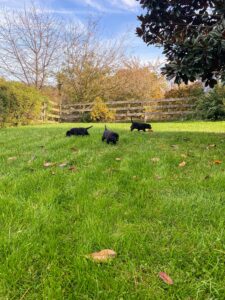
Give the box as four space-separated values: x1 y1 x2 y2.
151 157 160 163
43 162 55 168
179 161 186 167
159 272 174 285
68 166 77 172
214 160 222 165
59 163 68 168
8 156 17 161
155 175 162 180
115 158 122 161
207 144 216 149
171 144 179 149
88 249 116 262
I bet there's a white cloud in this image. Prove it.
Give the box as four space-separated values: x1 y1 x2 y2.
121 0 138 8
82 0 105 11
110 0 138 11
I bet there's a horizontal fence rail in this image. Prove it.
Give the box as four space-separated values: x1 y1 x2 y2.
46 98 196 122
59 98 195 122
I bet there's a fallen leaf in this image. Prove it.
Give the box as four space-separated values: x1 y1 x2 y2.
88 249 116 262
59 163 67 168
179 161 186 167
171 144 179 149
155 175 162 180
214 160 222 165
8 156 17 161
115 158 122 161
151 157 160 162
208 144 216 148
43 162 55 168
68 166 77 172
159 272 173 285
181 154 187 158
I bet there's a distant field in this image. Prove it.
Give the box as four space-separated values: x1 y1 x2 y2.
0 122 225 299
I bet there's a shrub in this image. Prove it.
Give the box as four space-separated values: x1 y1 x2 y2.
0 79 48 126
90 97 115 122
165 82 204 98
81 112 92 122
195 85 225 121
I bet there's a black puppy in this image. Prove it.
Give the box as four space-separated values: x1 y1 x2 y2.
66 126 93 137
102 125 119 144
130 117 152 132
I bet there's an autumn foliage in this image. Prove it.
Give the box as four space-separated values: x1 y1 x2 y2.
90 97 115 122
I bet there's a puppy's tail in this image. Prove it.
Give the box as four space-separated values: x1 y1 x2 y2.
86 126 93 130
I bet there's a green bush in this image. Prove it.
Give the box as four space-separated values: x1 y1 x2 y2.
0 79 48 126
81 112 92 123
91 97 115 122
195 85 225 121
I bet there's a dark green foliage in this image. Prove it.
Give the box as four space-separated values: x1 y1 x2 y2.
195 85 225 120
0 78 48 126
137 0 225 87
81 112 92 123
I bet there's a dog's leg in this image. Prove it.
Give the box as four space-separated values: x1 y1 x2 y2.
106 139 110 144
102 136 105 142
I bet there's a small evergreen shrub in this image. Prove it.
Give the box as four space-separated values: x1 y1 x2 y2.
195 85 225 121
91 97 115 122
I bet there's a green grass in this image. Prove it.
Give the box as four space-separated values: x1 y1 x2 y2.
0 121 225 300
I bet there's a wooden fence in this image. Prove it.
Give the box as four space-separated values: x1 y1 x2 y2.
41 100 61 122
58 97 196 122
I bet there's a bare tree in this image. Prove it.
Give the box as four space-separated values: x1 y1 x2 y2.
59 18 127 103
0 4 62 89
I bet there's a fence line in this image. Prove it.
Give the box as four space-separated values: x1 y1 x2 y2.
46 98 196 122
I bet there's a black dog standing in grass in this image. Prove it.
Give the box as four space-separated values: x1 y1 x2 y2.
130 117 152 132
66 126 93 137
102 125 119 144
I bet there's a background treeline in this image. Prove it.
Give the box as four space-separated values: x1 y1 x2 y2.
0 3 225 125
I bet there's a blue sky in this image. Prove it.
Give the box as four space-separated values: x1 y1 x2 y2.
0 0 163 62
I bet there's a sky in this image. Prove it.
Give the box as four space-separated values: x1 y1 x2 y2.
0 0 163 63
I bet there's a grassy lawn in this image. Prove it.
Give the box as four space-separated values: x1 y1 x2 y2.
0 121 225 299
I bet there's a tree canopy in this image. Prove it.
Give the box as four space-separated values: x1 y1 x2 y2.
136 0 225 87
